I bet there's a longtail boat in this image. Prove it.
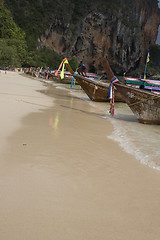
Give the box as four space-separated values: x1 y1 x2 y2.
26 71 36 77
124 77 160 90
65 60 124 102
50 71 76 84
114 83 160 124
102 58 160 124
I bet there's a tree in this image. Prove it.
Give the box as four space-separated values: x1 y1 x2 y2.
0 0 27 67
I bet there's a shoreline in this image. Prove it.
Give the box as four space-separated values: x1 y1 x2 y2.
0 71 53 152
0 71 160 240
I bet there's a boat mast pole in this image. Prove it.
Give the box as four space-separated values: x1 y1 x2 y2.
143 58 148 79
143 52 150 79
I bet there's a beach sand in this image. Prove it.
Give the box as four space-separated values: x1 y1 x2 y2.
0 71 160 240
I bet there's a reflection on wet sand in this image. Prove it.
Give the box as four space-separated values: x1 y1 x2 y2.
49 113 59 129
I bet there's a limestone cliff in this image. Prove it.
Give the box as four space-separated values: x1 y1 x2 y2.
38 0 160 74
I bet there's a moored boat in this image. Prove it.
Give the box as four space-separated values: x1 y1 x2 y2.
124 77 160 87
102 58 160 124
65 60 124 102
50 71 76 84
124 77 160 93
114 82 160 124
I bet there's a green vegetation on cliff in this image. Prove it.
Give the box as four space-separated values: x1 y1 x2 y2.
0 0 27 67
3 0 132 50
0 0 159 71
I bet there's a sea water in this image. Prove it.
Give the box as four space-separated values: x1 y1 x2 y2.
44 79 160 170
108 103 160 170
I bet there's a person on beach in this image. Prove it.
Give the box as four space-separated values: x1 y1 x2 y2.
77 61 87 77
5 67 7 74
46 67 50 80
0 66 1 73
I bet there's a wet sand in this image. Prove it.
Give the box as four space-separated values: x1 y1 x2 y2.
0 71 160 240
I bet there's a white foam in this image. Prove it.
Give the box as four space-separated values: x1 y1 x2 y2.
55 86 68 90
108 117 160 170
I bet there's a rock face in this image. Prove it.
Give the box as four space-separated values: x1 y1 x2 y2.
38 0 160 74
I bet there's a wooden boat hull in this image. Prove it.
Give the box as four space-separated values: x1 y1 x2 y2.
114 82 160 124
50 74 73 84
72 74 124 102
48 73 79 85
65 63 124 102
26 71 36 77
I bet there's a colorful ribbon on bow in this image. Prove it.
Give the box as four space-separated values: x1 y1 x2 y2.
107 76 119 116
71 72 77 88
55 58 77 87
55 58 67 78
